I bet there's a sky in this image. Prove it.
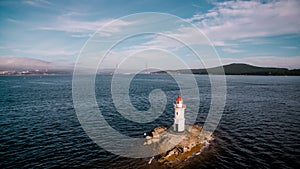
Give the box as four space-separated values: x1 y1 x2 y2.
0 0 300 70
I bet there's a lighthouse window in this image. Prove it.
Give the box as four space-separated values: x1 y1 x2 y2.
176 112 178 116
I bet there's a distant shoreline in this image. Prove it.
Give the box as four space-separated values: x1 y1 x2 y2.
1 63 299 76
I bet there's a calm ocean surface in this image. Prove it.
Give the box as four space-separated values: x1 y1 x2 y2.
0 75 299 168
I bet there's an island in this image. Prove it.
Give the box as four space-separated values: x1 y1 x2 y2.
144 95 212 167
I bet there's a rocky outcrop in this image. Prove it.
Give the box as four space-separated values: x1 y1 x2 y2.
144 124 212 166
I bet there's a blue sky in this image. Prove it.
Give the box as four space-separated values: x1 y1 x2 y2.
0 0 300 70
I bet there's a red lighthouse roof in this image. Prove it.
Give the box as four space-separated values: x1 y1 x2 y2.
176 95 183 102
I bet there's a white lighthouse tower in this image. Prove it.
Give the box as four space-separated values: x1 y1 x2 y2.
173 94 186 132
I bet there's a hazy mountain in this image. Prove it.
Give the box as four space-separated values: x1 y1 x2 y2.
0 57 51 71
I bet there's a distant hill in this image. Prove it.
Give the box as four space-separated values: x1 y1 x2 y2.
0 57 50 71
153 63 300 76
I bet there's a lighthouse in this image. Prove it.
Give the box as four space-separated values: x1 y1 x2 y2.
173 94 186 132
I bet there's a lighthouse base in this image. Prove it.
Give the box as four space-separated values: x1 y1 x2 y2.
174 124 185 133
173 119 185 132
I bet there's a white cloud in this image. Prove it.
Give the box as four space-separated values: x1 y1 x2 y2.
23 0 51 7
37 19 109 33
6 18 25 24
14 48 78 56
0 46 11 49
189 0 300 41
114 26 215 55
222 47 244 53
211 40 226 46
237 38 272 45
280 46 298 49
128 34 185 52
36 17 136 37
70 34 93 38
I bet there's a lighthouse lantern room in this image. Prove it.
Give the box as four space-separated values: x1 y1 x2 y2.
173 94 186 132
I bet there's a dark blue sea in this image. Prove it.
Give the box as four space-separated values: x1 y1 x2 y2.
0 75 299 168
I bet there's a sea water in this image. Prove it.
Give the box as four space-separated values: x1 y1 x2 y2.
0 75 299 168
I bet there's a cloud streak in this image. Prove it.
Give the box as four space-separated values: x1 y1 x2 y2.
222 47 244 53
14 48 78 56
23 0 51 8
36 17 136 37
